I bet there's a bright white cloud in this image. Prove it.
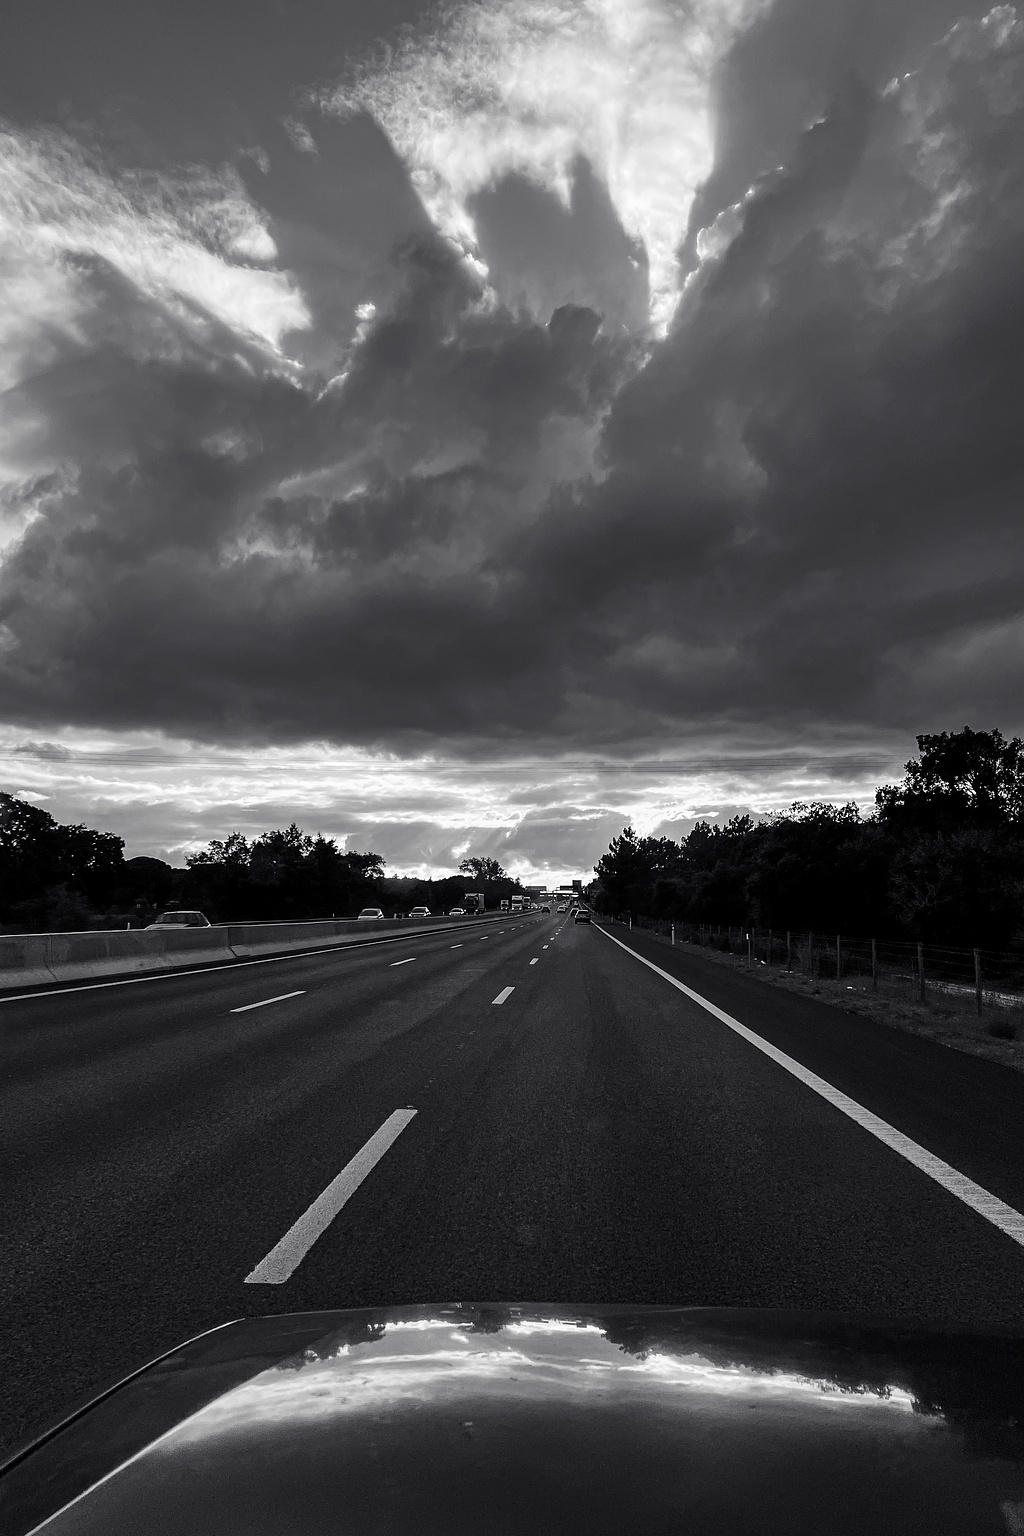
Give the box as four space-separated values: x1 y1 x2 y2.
0 724 902 879
0 123 309 395
325 0 766 334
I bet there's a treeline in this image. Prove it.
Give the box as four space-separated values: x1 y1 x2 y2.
0 794 523 931
180 839 523 923
591 729 1024 949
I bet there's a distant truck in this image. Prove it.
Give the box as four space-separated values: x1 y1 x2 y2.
463 892 484 914
511 895 525 912
500 899 510 912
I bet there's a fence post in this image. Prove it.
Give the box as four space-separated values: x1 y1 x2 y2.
974 948 983 1016
837 934 842 981
747 930 752 968
629 912 632 931
786 930 792 971
768 929 772 966
917 942 926 1002
871 938 877 992
671 922 676 948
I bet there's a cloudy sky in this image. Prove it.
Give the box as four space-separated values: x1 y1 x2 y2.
1 0 1021 880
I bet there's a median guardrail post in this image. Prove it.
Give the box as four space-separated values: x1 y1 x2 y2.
671 923 675 947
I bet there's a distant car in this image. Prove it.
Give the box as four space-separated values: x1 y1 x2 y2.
557 903 567 913
574 908 591 924
356 908 384 921
146 910 211 928
409 906 431 918
541 904 551 912
449 907 465 916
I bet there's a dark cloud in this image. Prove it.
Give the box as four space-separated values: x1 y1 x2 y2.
2 0 1024 774
498 806 633 874
11 740 72 761
468 157 649 332
236 109 435 370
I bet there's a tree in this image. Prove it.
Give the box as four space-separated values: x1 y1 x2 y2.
592 827 682 913
459 856 507 882
876 728 1024 831
182 824 386 920
1 792 125 928
744 803 886 932
186 832 250 870
887 828 1024 947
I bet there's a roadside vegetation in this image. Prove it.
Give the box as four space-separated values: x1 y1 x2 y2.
0 797 523 931
590 729 1024 952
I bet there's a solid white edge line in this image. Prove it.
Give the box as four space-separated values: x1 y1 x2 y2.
0 919 510 1005
492 986 515 1004
245 1108 418 1284
389 957 416 966
229 990 305 1013
593 923 1024 1251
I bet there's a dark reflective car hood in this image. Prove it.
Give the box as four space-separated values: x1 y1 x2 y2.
6 1303 1024 1534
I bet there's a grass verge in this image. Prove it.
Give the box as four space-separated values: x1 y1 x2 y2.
615 925 1024 1077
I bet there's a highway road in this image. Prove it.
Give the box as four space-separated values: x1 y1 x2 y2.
5 910 1024 1456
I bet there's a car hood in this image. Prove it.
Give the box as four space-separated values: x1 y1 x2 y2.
5 1303 1024 1534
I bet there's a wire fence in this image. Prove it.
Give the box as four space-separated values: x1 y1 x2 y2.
607 913 1024 1026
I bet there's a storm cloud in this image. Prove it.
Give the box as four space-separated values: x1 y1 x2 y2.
2 0 1024 802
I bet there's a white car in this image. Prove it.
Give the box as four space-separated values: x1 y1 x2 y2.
146 910 211 928
409 906 431 918
449 907 465 916
356 908 385 921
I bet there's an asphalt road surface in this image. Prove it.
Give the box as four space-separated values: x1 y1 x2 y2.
6 911 1024 1455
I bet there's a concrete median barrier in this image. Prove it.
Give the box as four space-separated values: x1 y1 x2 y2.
0 910 520 991
45 926 236 982
227 920 340 957
0 934 57 990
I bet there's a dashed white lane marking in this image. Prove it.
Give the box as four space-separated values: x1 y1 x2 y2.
389 956 416 966
542 945 549 949
492 986 515 1005
230 990 305 1013
529 959 539 966
450 944 463 949
594 924 1024 1251
245 1108 418 1284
